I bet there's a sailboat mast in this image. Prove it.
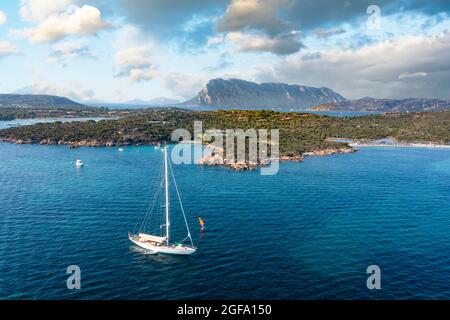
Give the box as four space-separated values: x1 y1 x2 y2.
164 146 170 244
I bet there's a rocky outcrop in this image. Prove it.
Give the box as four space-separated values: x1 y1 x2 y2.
197 145 355 171
303 147 356 157
197 155 260 171
196 146 261 171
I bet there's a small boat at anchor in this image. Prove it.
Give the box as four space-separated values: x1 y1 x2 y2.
128 146 196 255
75 159 84 167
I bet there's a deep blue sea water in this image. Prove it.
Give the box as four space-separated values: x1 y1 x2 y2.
0 142 449 299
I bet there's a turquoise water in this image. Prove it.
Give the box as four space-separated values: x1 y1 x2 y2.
0 143 449 299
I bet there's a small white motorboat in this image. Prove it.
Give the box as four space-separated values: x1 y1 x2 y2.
118 148 125 152
75 159 84 167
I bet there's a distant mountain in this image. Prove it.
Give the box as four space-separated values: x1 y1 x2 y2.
147 97 180 106
125 99 149 105
89 97 180 110
0 94 89 110
125 97 180 106
181 78 346 108
309 97 450 112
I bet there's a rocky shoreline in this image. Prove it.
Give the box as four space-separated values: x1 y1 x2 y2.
196 145 355 171
0 137 156 148
1 136 356 171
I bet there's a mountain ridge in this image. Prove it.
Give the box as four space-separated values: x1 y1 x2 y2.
126 97 180 106
181 78 346 108
0 94 89 110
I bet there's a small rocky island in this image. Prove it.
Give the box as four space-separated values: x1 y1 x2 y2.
0 109 449 170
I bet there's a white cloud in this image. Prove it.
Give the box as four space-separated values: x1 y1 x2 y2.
226 30 302 55
217 0 291 35
19 0 74 22
0 10 7 25
162 72 207 99
14 3 110 43
216 0 302 55
207 34 226 47
47 40 94 65
315 28 346 39
252 33 450 99
398 72 428 80
0 41 20 57
30 80 95 101
114 25 141 49
113 25 160 83
114 46 158 82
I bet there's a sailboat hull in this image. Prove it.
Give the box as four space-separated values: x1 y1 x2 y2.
129 235 196 255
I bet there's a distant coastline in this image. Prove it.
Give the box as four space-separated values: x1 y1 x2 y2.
350 141 450 149
309 97 450 113
329 137 450 149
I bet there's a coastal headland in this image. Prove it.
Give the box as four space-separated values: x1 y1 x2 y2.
0 109 449 170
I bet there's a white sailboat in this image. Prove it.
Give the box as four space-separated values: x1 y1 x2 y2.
128 146 196 255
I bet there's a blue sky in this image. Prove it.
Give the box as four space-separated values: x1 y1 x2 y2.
0 0 449 102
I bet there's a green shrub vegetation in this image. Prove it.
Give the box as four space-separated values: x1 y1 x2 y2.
0 109 449 158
